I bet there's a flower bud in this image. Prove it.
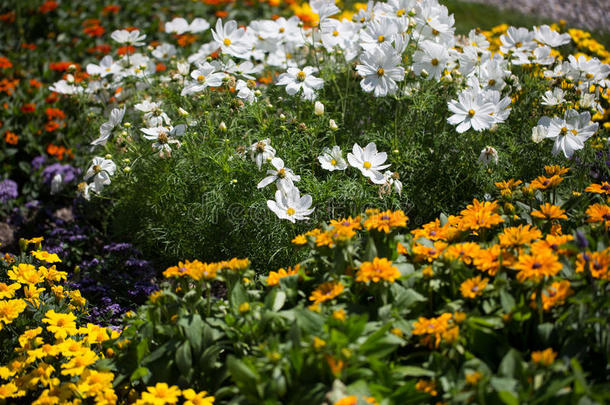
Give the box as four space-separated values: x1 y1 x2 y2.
329 119 338 131
219 121 227 132
314 101 324 116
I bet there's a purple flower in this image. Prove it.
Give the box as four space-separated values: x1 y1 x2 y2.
41 163 81 186
0 179 18 202
31 155 47 170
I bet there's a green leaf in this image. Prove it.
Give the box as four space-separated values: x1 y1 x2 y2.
499 289 516 313
130 367 150 382
498 390 519 405
180 314 204 355
491 377 517 395
230 283 248 312
393 366 435 378
136 338 149 363
360 324 403 358
227 356 260 390
175 341 192 375
499 349 523 378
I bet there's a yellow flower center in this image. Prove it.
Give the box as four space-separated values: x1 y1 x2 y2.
331 159 337 166
297 71 306 81
332 30 339 37
223 38 232 46
468 109 475 117
560 127 568 134
286 208 296 215
279 27 285 33
432 29 439 36
431 58 439 66
397 9 405 17
197 75 205 82
377 35 385 43
570 129 578 135
93 165 101 173
377 67 384 76
515 42 522 48
363 161 372 169
277 168 286 178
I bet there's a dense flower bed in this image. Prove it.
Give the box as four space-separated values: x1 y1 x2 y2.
1 0 610 403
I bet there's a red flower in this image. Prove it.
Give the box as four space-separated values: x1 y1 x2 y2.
20 104 36 113
39 1 59 14
117 46 136 56
0 56 12 69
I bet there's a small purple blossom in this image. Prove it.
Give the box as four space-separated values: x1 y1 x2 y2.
41 163 81 186
31 155 47 170
0 179 18 202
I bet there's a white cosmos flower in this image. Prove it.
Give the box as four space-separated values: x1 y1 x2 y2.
211 19 250 59
276 66 324 101
110 29 146 46
531 124 547 143
236 80 256 103
84 157 116 193
310 0 340 22
413 40 450 81
267 185 314 223
347 142 390 184
478 146 498 166
140 124 186 158
91 107 125 146
181 63 225 96
134 100 171 127
541 109 598 158
541 88 565 106
356 43 404 97
250 139 276 170
318 146 347 171
257 157 301 189
151 43 177 60
86 55 120 77
447 88 496 133
165 17 210 35
383 170 402 195
534 25 571 48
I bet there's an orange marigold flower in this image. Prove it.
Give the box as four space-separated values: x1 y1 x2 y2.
412 241 448 262
0 12 16 23
531 203 567 220
102 5 121 14
513 250 562 282
411 219 447 241
544 165 569 176
531 280 572 311
3 131 18 145
585 203 610 230
531 348 557 366
415 379 438 396
531 175 563 190
292 234 307 245
334 396 358 405
363 210 408 233
585 182 610 195
495 179 522 198
356 257 400 283
473 244 514 276
0 78 19 95
83 25 106 37
117 45 136 55
531 234 573 255
458 199 504 232
267 264 300 286
412 313 459 348
309 281 344 304
39 1 59 13
176 34 198 47
498 224 542 247
0 56 12 69
465 371 483 386
443 242 481 265
460 276 488 298
20 103 36 113
396 242 408 255
576 250 610 280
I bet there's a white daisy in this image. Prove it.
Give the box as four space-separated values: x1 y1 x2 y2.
356 43 404 97
91 107 125 146
250 139 276 170
447 88 496 133
257 157 301 190
276 66 324 101
84 157 116 193
347 142 390 184
318 146 348 171
267 185 314 223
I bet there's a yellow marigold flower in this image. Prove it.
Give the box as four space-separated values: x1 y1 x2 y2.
585 203 610 230
40 265 68 284
363 210 408 233
60 347 99 376
27 362 56 386
495 179 522 197
137 383 182 405
309 280 344 304
411 219 447 241
315 231 335 248
51 285 65 301
266 264 300 286
42 310 78 340
31 250 61 263
18 327 43 348
397 241 408 255
531 203 567 220
460 276 488 299
412 241 448 263
0 282 20 299
513 250 562 282
332 308 346 321
391 328 403 337
531 280 573 311
544 165 569 176
81 323 111 345
531 348 557 366
532 234 573 255
415 379 438 396
412 313 459 348
531 175 563 190
422 266 434 278
238 302 250 314
8 263 45 285
443 242 481 265
68 290 86 307
150 290 164 304
576 250 610 280
334 396 358 405
313 336 326 350
465 371 483 386
292 234 308 245
458 199 504 232
356 257 400 283
0 382 22 400
77 369 116 399
182 388 215 405
0 299 27 330
26 237 44 244
23 284 45 308
222 258 250 272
